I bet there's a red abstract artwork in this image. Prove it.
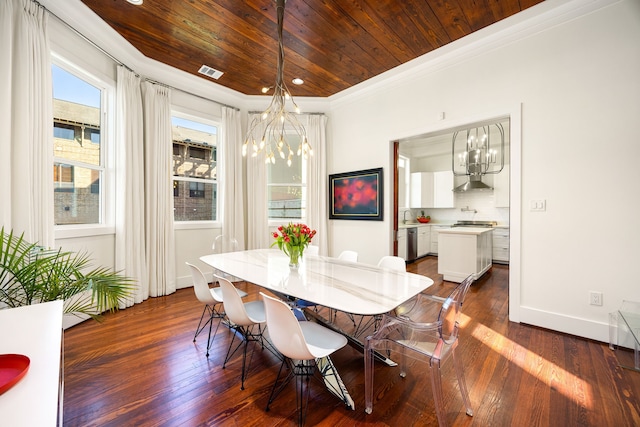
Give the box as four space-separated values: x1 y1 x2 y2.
329 168 383 220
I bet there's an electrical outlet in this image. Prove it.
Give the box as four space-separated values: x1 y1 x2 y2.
589 291 603 306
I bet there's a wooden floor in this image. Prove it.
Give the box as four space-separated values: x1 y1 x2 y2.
62 256 640 426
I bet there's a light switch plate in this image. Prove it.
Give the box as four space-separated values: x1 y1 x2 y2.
530 199 546 211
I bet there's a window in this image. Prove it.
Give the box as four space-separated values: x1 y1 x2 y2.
171 115 218 222
189 182 205 198
52 63 105 226
267 132 306 220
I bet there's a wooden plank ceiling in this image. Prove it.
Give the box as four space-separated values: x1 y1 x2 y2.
80 0 544 97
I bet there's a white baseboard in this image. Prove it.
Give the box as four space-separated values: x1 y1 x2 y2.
518 306 609 344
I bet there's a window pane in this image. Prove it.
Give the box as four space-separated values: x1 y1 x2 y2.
172 116 218 221
54 164 101 225
268 185 304 219
52 64 101 166
173 180 217 221
267 133 305 219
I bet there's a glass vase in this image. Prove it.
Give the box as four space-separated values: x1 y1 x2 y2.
288 246 302 269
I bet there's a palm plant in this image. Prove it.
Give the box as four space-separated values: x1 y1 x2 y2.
0 227 134 320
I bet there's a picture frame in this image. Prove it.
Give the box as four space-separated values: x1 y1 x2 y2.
329 167 383 221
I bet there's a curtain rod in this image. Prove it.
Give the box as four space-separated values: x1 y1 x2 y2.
41 1 240 111
248 111 326 116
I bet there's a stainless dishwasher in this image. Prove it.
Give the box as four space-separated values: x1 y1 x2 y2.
407 227 417 261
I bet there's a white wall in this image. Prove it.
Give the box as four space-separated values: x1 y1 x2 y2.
327 0 640 342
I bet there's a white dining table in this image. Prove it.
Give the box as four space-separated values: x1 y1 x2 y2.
200 248 434 410
200 248 433 316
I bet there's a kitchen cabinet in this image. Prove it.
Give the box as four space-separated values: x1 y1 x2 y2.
397 228 407 260
417 226 431 258
410 171 454 208
492 227 509 264
438 227 493 282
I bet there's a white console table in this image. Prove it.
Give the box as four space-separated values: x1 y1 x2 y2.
438 227 493 283
0 300 64 426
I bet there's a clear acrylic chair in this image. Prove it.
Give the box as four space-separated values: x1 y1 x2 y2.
217 275 266 390
212 235 241 282
364 274 475 427
186 262 248 357
260 292 348 426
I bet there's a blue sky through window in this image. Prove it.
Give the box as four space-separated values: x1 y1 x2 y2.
52 64 101 108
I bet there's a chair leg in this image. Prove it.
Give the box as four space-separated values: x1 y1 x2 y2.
451 347 473 417
364 338 375 414
193 305 212 342
429 359 448 427
266 358 294 411
295 362 312 427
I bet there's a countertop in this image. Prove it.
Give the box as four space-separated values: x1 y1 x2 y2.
439 227 494 235
399 222 509 229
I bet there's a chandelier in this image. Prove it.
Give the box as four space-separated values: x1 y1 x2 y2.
451 122 505 192
242 0 312 167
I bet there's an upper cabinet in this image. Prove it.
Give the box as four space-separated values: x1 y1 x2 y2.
410 171 454 208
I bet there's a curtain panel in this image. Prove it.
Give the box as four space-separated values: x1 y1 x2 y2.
221 107 246 249
115 66 147 307
142 81 176 297
0 0 54 247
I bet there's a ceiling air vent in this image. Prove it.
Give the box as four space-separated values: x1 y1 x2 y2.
198 65 224 80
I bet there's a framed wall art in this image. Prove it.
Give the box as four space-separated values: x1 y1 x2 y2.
329 167 383 221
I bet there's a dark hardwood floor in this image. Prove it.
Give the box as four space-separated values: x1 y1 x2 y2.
63 256 640 426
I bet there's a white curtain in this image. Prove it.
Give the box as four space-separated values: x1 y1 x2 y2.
0 0 53 247
221 106 246 249
245 113 270 249
142 81 176 297
306 115 329 255
115 66 147 306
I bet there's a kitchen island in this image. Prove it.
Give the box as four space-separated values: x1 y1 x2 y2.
438 227 493 283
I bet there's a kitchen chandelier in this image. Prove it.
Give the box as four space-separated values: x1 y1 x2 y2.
451 122 505 192
242 0 312 167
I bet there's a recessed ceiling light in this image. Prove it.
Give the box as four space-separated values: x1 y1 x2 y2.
126 0 143 5
292 78 304 85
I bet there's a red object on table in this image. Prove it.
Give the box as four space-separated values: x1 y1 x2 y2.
0 354 30 395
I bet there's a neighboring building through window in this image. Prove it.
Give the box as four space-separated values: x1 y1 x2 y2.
172 116 218 221
52 63 104 225
267 132 306 220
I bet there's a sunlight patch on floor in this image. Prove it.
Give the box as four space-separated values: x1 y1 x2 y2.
458 313 593 409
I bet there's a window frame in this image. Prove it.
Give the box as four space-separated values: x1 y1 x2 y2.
52 55 115 238
171 110 221 228
266 130 308 225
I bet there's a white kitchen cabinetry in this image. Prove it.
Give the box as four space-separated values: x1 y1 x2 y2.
438 228 493 282
494 165 509 208
492 227 510 264
430 225 450 254
397 228 407 260
410 171 454 208
417 226 431 258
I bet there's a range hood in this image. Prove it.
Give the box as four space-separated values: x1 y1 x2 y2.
453 175 493 192
451 122 505 192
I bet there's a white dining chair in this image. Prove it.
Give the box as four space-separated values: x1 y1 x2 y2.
217 275 266 390
338 250 358 262
261 292 348 426
377 255 406 271
186 262 247 357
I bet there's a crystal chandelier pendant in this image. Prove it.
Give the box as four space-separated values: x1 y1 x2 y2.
242 0 312 167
